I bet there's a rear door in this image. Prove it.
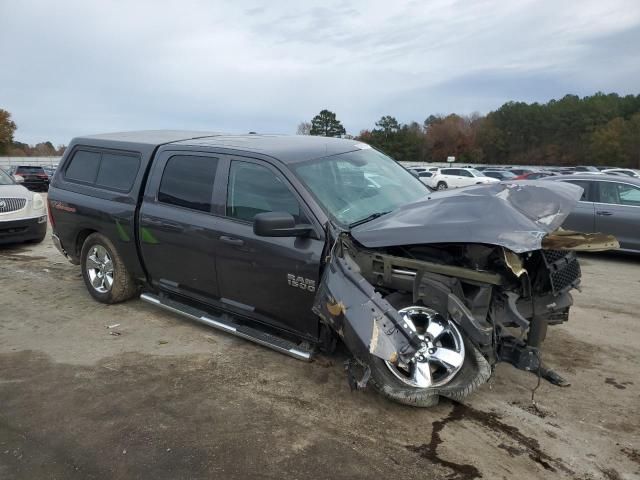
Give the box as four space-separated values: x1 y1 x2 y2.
440 168 459 187
593 180 640 251
139 152 226 299
213 157 325 339
558 179 596 233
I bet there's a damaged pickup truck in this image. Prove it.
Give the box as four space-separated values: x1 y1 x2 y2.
48 131 616 407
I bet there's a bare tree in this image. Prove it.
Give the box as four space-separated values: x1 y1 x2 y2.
296 121 311 135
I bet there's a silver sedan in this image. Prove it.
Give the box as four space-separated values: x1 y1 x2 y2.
546 174 640 253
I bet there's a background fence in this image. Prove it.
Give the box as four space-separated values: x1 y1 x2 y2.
0 157 62 169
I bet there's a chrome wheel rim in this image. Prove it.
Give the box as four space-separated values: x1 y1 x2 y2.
86 245 114 293
437 183 447 190
385 306 465 388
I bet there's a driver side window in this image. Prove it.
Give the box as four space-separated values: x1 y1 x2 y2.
226 161 303 222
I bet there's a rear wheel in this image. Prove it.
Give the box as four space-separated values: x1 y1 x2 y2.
436 181 448 190
81 233 137 304
366 295 491 407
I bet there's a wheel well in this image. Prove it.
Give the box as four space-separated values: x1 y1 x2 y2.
75 229 97 257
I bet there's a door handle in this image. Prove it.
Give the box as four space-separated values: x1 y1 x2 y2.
596 211 613 216
219 235 244 246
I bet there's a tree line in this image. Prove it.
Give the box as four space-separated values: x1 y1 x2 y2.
301 93 640 168
0 109 66 156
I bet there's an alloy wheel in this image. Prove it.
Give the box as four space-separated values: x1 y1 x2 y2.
385 306 465 388
86 245 114 293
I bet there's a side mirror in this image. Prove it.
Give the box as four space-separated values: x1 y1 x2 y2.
13 174 24 184
253 212 313 237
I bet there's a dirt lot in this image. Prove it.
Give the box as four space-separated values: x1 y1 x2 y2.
1 219 639 480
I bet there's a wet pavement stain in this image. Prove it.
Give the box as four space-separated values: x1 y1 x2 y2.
405 402 482 480
405 401 575 479
604 377 632 390
621 447 640 465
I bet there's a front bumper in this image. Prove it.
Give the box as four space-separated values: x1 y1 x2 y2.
0 215 47 244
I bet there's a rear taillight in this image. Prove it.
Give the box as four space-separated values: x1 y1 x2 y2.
514 175 526 180
47 199 55 228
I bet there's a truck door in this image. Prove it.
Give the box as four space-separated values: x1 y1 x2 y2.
213 158 324 339
139 152 227 299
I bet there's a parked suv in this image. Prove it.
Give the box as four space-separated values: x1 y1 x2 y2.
49 131 591 407
0 168 47 244
430 167 499 190
11 165 50 191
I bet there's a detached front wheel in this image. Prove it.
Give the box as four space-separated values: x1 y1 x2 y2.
81 233 137 304
367 300 491 407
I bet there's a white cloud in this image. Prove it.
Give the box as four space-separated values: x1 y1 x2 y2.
1 0 639 144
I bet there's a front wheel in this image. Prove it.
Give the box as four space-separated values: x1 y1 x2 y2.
81 233 137 304
366 300 491 407
436 181 448 190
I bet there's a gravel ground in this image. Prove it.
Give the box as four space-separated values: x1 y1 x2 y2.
1 218 639 480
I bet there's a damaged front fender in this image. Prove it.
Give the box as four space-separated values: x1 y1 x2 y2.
312 239 422 364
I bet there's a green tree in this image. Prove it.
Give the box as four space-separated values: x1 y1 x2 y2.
309 109 346 137
0 109 17 154
374 115 400 136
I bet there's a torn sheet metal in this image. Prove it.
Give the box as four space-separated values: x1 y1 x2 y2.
351 181 583 253
541 229 619 251
312 242 421 363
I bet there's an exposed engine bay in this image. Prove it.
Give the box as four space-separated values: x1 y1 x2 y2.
313 181 618 405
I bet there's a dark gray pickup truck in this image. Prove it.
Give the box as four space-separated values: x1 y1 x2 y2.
49 131 600 406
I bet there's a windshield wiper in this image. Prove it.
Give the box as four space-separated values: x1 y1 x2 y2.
348 211 391 228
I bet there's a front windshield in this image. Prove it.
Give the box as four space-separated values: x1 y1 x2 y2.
292 147 428 226
468 168 484 177
0 169 15 185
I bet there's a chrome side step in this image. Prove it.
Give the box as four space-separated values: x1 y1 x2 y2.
140 292 313 361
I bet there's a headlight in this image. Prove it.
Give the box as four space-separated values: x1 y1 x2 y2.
32 193 45 211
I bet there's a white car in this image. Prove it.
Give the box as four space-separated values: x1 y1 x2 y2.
0 168 47 244
429 167 500 190
602 168 640 179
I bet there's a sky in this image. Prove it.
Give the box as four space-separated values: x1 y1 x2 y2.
1 0 640 145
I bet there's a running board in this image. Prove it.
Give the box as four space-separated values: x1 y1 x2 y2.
140 292 313 361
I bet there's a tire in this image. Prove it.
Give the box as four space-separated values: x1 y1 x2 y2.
80 233 137 304
436 181 448 190
365 294 491 407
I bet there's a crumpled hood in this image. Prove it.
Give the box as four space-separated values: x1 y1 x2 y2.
351 181 583 253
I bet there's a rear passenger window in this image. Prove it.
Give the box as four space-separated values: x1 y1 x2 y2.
158 155 218 212
563 180 591 201
65 151 101 183
96 153 140 191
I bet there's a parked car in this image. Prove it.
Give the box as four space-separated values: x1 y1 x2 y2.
508 167 538 176
416 170 435 188
547 174 640 253
0 168 47 244
42 165 58 178
49 131 587 407
10 165 50 191
483 170 517 181
574 166 600 173
514 171 557 180
602 168 640 178
430 167 499 190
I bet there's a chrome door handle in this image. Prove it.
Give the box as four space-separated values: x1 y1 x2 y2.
219 235 244 246
596 211 613 216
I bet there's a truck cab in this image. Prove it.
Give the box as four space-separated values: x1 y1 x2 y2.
49 131 590 407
